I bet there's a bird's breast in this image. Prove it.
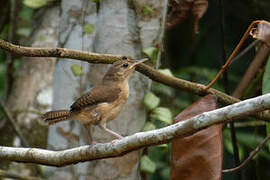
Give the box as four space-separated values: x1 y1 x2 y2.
98 88 129 122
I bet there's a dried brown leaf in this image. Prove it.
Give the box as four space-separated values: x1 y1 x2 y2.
166 0 208 33
250 20 270 46
170 94 222 180
192 0 208 33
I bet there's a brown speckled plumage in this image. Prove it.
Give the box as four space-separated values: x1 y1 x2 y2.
70 85 121 112
41 58 148 144
42 110 71 125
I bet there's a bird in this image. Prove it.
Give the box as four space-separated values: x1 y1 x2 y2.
41 57 148 144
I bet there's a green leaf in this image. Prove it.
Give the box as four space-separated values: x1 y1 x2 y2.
161 167 170 180
23 0 48 9
71 64 83 76
158 69 174 77
223 129 270 160
262 55 270 151
143 5 154 15
19 6 34 21
154 144 168 149
84 24 95 35
92 0 99 3
140 155 156 174
143 122 156 132
152 83 174 97
143 92 160 110
223 133 244 161
16 28 31 37
143 47 158 63
151 107 173 125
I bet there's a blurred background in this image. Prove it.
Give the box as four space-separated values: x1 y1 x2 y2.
0 0 270 180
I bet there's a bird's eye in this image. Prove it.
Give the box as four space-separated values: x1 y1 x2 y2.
121 56 127 60
122 63 129 68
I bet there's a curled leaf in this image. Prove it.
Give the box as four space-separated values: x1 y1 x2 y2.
250 20 270 46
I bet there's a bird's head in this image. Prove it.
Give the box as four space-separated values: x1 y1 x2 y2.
103 56 148 82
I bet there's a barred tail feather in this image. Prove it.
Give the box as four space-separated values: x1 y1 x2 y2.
42 110 71 125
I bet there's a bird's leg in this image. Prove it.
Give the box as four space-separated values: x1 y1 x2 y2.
99 122 123 139
83 124 93 145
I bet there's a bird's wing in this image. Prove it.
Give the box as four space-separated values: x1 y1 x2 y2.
70 85 121 112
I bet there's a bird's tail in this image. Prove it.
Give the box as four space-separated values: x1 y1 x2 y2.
41 110 71 125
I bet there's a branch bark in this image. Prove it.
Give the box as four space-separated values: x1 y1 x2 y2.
1 93 270 167
1 39 270 121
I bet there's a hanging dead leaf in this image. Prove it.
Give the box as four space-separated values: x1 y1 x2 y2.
166 0 208 33
170 94 222 180
192 0 208 34
250 20 270 46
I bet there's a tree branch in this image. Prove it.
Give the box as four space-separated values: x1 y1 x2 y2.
0 39 270 121
1 93 270 167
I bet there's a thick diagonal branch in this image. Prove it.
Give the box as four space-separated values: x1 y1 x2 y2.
1 93 270 167
0 39 270 121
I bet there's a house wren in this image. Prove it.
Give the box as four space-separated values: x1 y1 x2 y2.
42 57 148 144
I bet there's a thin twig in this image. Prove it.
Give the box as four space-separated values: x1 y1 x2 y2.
5 0 17 99
205 20 262 90
1 39 270 121
231 40 259 65
230 121 265 128
0 101 29 147
218 1 241 178
223 134 270 173
233 43 270 98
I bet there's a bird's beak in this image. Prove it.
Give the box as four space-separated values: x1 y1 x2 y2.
130 58 148 68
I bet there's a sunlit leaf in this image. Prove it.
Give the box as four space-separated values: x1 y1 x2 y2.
154 144 168 149
158 69 174 77
143 47 158 63
140 155 156 174
151 107 172 125
143 122 156 132
23 0 48 9
143 92 160 110
84 24 95 35
71 64 83 76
